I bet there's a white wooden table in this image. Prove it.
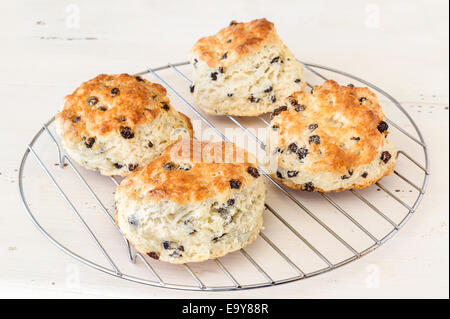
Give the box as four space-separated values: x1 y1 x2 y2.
0 0 448 298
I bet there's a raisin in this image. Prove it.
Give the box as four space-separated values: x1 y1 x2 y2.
210 72 218 80
276 171 283 179
120 126 134 139
87 96 98 106
72 116 81 123
270 95 276 103
359 97 367 104
294 79 301 83
218 66 224 73
264 86 273 93
128 163 138 171
230 179 241 189
97 106 107 111
127 216 138 225
110 87 120 97
147 252 159 260
227 93 233 97
295 105 306 112
351 137 361 141
221 52 228 60
303 182 315 192
308 124 318 131
148 141 153 148
249 95 260 103
347 84 354 87
361 172 368 178
84 137 95 148
341 174 350 180
309 135 321 144
271 105 287 118
163 241 171 249
161 103 170 111
189 84 195 93
270 56 280 63
163 162 177 170
227 39 232 43
135 76 144 82
380 151 392 163
213 233 226 242
247 166 260 178
288 143 298 153
272 125 278 131
348 169 354 175
229 21 238 26
377 121 389 133
227 199 235 206
297 147 309 160
289 99 298 106
114 163 123 169
287 170 299 178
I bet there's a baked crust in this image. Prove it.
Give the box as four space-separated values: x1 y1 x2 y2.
118 139 258 204
55 74 193 176
115 139 266 263
268 80 396 192
189 18 306 116
190 18 278 68
56 74 183 143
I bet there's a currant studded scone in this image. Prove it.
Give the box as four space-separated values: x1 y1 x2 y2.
115 139 266 264
55 74 193 176
189 18 305 116
268 80 396 192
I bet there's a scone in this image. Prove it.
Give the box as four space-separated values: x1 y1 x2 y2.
268 80 396 192
115 139 266 264
189 18 306 116
55 74 193 176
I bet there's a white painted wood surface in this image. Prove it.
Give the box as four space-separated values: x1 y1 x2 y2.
0 0 448 298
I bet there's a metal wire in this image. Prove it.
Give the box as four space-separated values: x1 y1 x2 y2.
18 61 430 291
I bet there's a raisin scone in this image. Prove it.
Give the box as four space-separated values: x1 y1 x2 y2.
268 80 396 192
189 18 306 116
115 139 266 264
55 74 193 176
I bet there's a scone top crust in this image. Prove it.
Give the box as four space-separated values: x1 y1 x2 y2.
56 74 183 143
190 18 280 68
270 80 390 175
118 139 261 205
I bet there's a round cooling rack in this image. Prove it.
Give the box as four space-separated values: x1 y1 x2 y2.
19 61 430 291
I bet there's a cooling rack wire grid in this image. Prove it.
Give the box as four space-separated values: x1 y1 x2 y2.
19 61 429 291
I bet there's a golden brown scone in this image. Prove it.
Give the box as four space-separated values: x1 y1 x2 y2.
189 18 306 116
55 74 193 176
268 80 396 192
115 139 266 263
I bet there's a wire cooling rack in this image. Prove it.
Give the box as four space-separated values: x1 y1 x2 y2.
19 61 430 291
